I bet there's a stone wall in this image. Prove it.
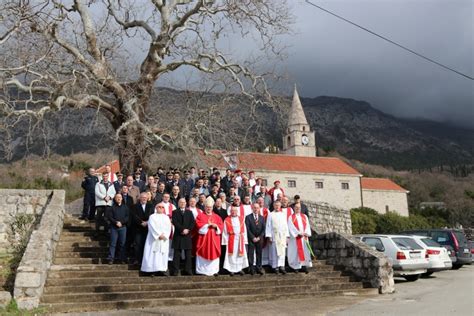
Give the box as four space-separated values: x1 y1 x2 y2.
0 190 52 248
312 232 394 294
307 202 352 235
12 190 65 310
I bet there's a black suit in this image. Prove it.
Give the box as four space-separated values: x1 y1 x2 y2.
131 202 153 262
171 208 195 275
245 213 266 271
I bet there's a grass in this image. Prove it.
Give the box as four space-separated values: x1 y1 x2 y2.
0 300 46 316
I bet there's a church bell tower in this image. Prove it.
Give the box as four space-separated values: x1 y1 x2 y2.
282 86 316 157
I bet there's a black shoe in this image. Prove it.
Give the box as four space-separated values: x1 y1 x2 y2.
229 272 234 276
274 268 280 275
184 270 193 276
294 269 299 274
238 271 245 276
78 216 86 220
162 271 170 277
108 259 114 265
279 268 287 275
301 267 309 274
257 269 264 275
171 272 179 276
250 269 255 275
213 273 219 277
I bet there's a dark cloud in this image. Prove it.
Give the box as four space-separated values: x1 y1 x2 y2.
284 0 473 128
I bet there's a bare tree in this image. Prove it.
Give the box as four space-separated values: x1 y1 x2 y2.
0 0 292 172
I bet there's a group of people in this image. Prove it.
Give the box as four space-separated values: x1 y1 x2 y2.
80 164 313 276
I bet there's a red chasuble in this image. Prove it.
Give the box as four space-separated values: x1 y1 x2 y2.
195 212 224 261
291 214 308 262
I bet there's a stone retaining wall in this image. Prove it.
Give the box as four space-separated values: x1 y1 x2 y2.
12 190 65 309
312 232 395 294
0 190 52 248
306 202 352 235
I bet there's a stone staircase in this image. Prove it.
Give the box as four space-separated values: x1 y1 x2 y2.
40 216 377 313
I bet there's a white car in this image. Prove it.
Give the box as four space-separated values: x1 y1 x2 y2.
410 235 452 276
355 234 430 281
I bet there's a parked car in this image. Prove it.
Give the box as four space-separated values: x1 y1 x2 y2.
400 229 471 269
355 234 429 281
410 235 452 276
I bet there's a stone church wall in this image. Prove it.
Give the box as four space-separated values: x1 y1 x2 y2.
362 189 409 216
256 170 362 211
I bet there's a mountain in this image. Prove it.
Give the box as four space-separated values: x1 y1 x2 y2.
1 89 472 170
299 96 474 170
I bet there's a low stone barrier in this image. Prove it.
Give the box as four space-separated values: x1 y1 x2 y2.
13 190 65 309
306 202 352 234
0 190 52 248
312 232 395 294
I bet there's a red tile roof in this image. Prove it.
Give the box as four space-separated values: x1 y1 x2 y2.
199 150 361 175
361 178 408 192
96 160 120 174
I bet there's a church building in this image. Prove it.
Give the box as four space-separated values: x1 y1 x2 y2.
198 87 410 216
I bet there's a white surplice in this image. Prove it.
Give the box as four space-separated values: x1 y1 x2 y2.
287 214 313 269
141 213 171 272
222 216 249 273
161 202 176 261
265 211 289 268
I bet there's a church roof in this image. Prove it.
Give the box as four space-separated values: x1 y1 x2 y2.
361 178 408 192
288 86 309 126
199 150 361 175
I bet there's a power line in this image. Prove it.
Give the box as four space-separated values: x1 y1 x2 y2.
305 0 474 81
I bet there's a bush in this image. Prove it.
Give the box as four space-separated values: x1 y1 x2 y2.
351 207 378 234
351 211 377 234
351 208 442 235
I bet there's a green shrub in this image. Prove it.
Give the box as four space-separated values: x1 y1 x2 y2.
351 211 377 234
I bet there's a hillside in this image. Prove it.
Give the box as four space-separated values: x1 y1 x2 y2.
1 88 472 170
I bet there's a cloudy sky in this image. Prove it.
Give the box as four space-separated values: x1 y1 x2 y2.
283 0 473 128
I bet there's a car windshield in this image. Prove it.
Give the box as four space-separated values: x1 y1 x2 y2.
421 238 441 247
453 232 468 246
392 237 423 250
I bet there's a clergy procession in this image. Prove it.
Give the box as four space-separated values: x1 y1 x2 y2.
82 165 313 276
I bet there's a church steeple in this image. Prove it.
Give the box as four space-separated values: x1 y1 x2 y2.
288 85 310 129
282 86 316 157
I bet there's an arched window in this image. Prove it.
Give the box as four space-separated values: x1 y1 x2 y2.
302 126 306 131
287 136 291 145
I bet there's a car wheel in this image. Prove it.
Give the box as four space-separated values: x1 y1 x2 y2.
404 275 420 282
422 272 433 277
452 264 463 270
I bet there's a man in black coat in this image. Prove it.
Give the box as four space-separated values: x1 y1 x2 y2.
290 195 310 219
79 168 99 220
131 192 154 264
171 198 195 276
245 203 266 275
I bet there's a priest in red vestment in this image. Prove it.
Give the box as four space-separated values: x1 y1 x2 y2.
195 197 224 276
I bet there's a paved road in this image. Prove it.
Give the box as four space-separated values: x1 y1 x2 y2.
331 265 474 316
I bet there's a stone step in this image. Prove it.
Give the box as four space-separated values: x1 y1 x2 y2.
48 262 327 272
59 235 109 242
55 246 108 252
57 241 109 247
44 276 353 294
41 282 365 304
54 251 109 258
47 268 342 279
41 288 378 313
45 274 351 287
